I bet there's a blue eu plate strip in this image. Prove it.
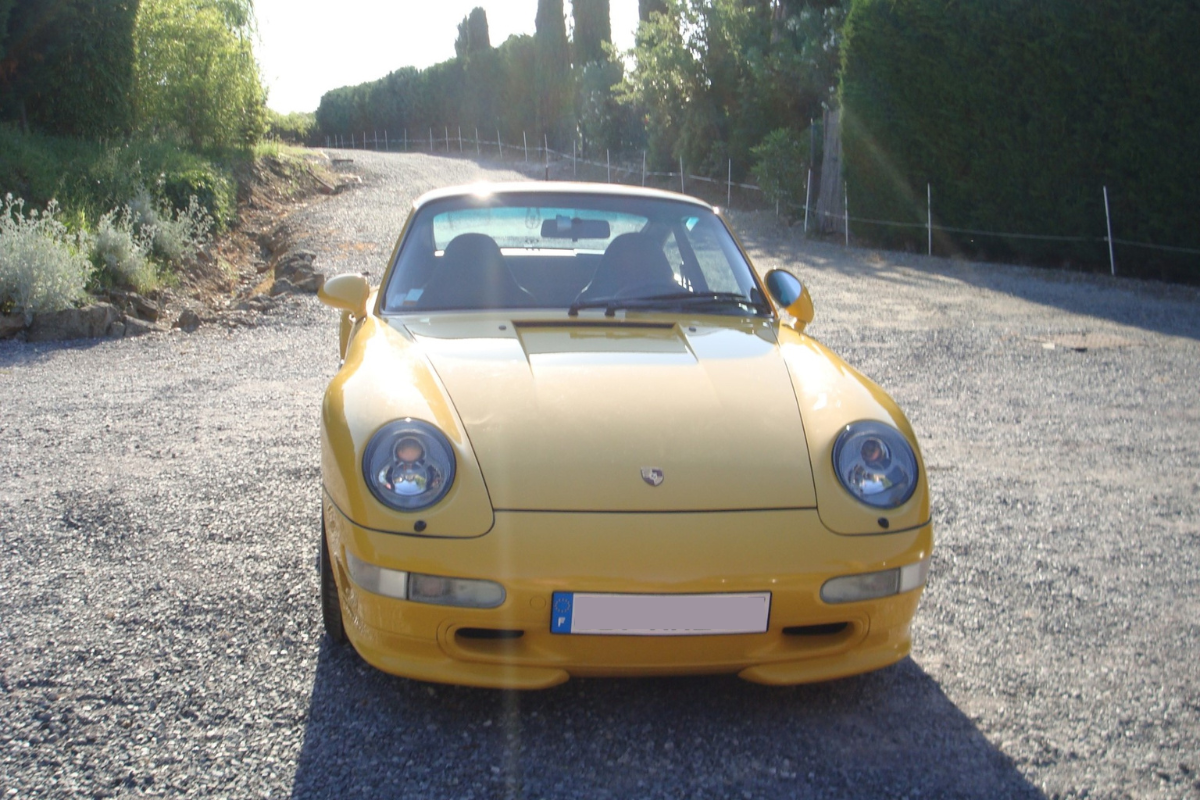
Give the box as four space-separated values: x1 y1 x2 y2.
550 592 574 634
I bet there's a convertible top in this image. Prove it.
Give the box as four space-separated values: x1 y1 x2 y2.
410 181 718 214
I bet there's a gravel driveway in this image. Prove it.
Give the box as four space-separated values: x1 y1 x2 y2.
2 151 1198 799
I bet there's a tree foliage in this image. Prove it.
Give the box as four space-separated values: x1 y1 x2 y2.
455 7 491 60
0 0 140 136
620 0 845 178
313 0 845 187
840 0 1200 278
534 0 572 146
638 0 667 23
134 0 267 150
573 0 611 65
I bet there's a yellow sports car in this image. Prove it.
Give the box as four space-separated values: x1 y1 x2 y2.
318 182 932 689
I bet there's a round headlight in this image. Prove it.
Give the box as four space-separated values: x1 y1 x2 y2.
363 419 457 511
832 421 919 509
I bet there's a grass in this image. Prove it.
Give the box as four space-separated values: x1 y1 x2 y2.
0 124 239 233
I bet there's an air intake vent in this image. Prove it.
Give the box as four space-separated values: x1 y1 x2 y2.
455 628 524 640
782 623 849 637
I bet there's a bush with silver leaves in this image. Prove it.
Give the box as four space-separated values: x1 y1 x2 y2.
151 195 213 267
0 195 92 317
92 206 157 292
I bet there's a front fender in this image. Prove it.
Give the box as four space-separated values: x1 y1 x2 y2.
322 316 496 538
776 326 930 536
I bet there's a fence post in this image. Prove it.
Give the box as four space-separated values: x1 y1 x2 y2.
384 130 388 151
927 183 932 256
523 131 528 161
373 130 378 149
844 182 849 247
679 155 684 193
497 130 502 158
804 169 812 235
727 159 732 209
1103 185 1116 276
544 134 549 170
444 126 449 152
642 151 646 186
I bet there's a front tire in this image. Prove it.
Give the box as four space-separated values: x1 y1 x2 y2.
319 517 347 643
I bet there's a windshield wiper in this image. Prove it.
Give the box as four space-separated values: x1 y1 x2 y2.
568 291 768 318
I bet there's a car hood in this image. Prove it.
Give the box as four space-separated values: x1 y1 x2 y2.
401 317 817 512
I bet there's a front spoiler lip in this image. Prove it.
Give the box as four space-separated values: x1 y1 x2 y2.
341 593 918 689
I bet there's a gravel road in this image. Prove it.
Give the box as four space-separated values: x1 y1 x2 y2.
3 151 1198 799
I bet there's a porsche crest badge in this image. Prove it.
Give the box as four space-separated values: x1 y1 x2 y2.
640 467 665 487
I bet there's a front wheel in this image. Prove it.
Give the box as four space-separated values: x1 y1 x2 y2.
319 517 347 643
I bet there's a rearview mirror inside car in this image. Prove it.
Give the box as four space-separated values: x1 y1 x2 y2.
540 215 611 241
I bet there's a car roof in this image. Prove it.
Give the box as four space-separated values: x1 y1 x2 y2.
411 181 719 213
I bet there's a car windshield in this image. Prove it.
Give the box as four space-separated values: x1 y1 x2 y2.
380 191 767 316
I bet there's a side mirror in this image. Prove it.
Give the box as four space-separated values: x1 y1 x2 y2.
764 269 814 330
319 273 370 318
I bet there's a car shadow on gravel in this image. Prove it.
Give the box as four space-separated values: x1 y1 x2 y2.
290 639 1043 799
737 226 1200 342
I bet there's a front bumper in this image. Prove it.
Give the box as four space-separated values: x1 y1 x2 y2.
323 496 932 689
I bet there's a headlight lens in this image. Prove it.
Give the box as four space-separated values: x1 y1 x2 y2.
832 421 919 509
363 419 456 511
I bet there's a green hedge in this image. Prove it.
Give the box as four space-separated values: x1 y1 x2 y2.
840 0 1200 280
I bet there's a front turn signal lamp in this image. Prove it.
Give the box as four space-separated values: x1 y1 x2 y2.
820 558 930 604
344 550 505 608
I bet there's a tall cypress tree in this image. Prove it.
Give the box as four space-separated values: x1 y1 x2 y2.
455 7 490 60
573 0 611 65
534 0 570 146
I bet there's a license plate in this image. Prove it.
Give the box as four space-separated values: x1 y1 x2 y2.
550 591 771 636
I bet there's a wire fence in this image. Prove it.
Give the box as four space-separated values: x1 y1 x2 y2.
325 128 1200 274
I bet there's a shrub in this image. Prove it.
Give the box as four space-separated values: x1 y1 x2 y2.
0 126 239 233
149 196 213 267
267 110 316 145
0 195 92 316
123 188 213 268
156 165 235 231
751 129 809 212
92 207 156 292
